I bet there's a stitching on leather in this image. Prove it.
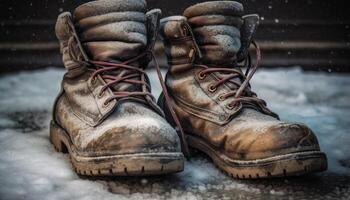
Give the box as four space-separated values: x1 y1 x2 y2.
173 95 225 124
87 76 118 127
63 76 109 127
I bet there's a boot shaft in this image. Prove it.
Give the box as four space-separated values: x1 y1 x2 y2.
160 16 200 74
73 0 148 62
55 0 161 77
184 1 244 65
53 0 165 126
161 1 260 68
159 1 278 123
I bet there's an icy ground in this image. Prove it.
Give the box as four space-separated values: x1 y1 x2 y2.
0 67 350 200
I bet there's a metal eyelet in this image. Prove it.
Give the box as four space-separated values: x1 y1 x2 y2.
208 84 217 93
98 90 105 98
198 72 206 80
102 100 110 108
91 76 97 85
226 103 235 110
218 94 226 101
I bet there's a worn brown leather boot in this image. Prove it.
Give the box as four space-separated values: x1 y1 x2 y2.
50 0 184 176
159 1 327 179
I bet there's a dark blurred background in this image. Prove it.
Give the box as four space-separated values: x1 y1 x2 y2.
0 0 349 73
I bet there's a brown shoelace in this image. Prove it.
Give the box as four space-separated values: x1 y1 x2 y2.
196 42 278 117
151 53 191 159
89 52 191 158
90 53 154 106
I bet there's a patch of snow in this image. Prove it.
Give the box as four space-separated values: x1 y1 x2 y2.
0 68 63 112
251 67 350 173
0 67 349 199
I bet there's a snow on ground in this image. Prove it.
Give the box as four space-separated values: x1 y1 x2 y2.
0 67 349 200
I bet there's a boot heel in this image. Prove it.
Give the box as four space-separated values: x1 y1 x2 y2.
50 121 69 153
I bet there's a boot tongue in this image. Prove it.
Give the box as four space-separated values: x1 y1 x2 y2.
73 0 148 64
184 1 244 66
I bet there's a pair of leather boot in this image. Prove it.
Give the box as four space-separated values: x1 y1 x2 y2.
51 0 327 178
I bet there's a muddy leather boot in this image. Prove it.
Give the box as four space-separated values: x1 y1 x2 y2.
159 1 327 179
50 0 184 176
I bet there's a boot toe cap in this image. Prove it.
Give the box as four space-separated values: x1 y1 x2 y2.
225 122 321 160
78 102 182 156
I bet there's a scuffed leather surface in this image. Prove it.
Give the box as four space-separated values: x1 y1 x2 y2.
167 68 229 125
161 2 322 160
160 16 198 72
53 0 181 157
61 72 117 126
166 100 320 160
160 17 242 124
74 0 147 62
56 96 180 156
55 12 88 77
56 0 163 120
184 1 244 65
69 0 162 107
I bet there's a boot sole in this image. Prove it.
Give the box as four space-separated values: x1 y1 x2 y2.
50 121 184 176
187 134 327 179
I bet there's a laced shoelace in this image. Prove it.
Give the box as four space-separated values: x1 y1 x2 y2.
89 52 191 158
90 53 154 107
196 41 278 117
